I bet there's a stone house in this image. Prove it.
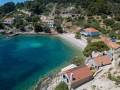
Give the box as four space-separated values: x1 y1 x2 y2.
41 20 55 27
101 38 120 54
62 65 93 89
84 28 99 37
87 55 112 68
4 18 15 24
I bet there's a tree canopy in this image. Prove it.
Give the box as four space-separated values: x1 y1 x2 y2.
1 0 120 16
71 56 85 66
83 41 110 57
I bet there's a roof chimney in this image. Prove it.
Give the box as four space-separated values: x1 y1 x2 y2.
70 73 73 81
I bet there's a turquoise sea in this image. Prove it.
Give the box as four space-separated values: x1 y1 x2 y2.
0 0 32 6
0 35 83 90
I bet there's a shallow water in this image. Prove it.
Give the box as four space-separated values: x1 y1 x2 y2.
0 35 83 90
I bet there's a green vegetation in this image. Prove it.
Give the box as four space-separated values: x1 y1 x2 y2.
1 0 120 17
89 36 101 39
108 72 120 85
55 82 68 90
115 16 120 21
75 31 81 39
101 15 107 19
14 19 25 31
33 23 43 32
0 23 4 29
0 2 15 16
116 42 120 45
87 37 92 44
83 41 110 57
103 19 115 26
71 56 85 66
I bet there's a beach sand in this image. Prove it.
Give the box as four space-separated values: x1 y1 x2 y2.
59 33 87 50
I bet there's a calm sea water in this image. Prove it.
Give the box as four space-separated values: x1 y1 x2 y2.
0 0 32 6
0 35 83 90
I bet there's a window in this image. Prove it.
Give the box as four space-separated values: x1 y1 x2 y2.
63 74 65 79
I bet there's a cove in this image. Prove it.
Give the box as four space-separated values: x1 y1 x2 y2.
0 35 83 90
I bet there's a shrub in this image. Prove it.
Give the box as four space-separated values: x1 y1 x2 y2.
90 67 94 70
109 30 117 38
117 42 120 45
96 17 99 19
115 16 120 21
108 72 112 80
91 85 96 89
55 82 68 90
71 56 85 66
118 61 120 67
98 20 101 22
111 23 120 31
0 23 4 29
33 23 43 32
101 15 107 19
75 31 81 39
103 19 115 26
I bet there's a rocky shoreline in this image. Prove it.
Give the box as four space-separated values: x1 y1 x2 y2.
0 30 58 38
35 72 61 90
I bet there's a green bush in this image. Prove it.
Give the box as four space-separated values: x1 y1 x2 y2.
55 82 68 90
83 41 110 57
101 15 107 19
111 23 120 31
71 56 85 66
33 23 43 32
90 67 94 70
109 30 117 38
0 23 4 29
108 72 112 80
115 16 120 21
116 42 120 45
103 19 115 26
75 31 81 39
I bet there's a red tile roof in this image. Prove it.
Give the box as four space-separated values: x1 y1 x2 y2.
76 27 81 30
93 55 111 66
64 65 93 84
4 18 14 21
41 20 54 22
101 38 120 49
85 28 99 32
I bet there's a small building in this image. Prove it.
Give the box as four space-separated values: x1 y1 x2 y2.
87 55 112 68
101 38 120 54
4 18 15 24
84 28 99 37
62 65 93 89
41 20 55 27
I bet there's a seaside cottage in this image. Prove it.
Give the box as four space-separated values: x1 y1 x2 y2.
87 55 112 68
84 28 99 37
4 18 15 24
41 20 55 27
62 65 93 89
101 38 120 54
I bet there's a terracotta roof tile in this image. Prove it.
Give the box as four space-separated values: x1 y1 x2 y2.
85 28 99 32
4 18 14 21
41 20 54 22
93 55 111 66
101 38 120 49
64 65 93 84
76 27 81 30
